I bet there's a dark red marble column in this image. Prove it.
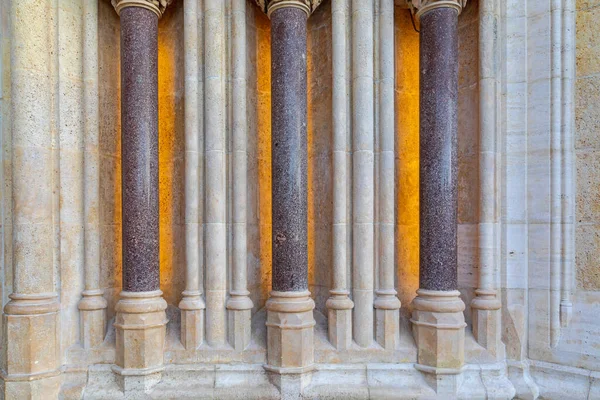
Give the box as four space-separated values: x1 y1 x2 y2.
120 7 160 292
419 7 459 292
270 7 308 293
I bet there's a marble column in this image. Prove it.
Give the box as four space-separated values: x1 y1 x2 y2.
256 0 322 391
111 0 168 392
2 0 61 396
410 0 467 394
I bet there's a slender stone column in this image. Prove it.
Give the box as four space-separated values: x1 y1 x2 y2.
471 0 502 355
2 0 61 396
374 0 401 350
111 0 169 392
410 0 466 395
227 0 254 351
253 0 321 393
204 0 227 348
179 0 205 351
79 0 108 350
352 0 375 349
326 0 354 351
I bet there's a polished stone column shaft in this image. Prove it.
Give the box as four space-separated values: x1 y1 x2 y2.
271 7 309 293
112 1 168 391
419 7 459 292
264 4 316 384
411 2 466 394
120 7 160 293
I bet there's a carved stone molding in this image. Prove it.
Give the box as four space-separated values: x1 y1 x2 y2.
410 0 467 18
112 0 173 18
253 0 324 17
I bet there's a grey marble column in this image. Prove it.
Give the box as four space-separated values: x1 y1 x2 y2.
120 6 160 293
270 7 308 293
419 7 459 292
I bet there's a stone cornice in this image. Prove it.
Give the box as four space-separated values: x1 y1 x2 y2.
253 0 324 18
112 0 173 18
409 0 467 18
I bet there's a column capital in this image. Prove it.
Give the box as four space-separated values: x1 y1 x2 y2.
112 0 173 18
410 0 466 19
254 0 324 18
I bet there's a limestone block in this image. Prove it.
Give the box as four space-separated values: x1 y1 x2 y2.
265 291 315 373
228 308 252 351
179 293 205 350
411 290 466 371
326 291 353 350
113 290 167 393
78 290 108 349
374 292 401 350
471 289 502 357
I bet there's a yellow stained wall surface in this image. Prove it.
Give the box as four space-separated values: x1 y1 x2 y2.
395 8 420 314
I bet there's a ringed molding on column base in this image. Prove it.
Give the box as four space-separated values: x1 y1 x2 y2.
411 289 466 377
265 291 316 375
471 289 503 357
2 293 61 387
227 290 254 351
114 290 168 392
325 290 353 350
79 289 108 349
374 289 401 350
179 290 206 350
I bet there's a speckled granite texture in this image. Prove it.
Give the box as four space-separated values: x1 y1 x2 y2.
419 7 459 292
270 7 308 292
120 7 160 292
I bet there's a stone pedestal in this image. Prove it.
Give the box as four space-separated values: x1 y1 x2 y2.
374 291 402 350
79 290 108 349
471 289 502 357
227 292 254 351
113 291 168 392
265 291 316 374
179 291 205 350
2 295 61 398
326 291 354 350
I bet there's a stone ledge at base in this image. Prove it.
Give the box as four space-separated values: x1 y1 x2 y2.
71 362 515 399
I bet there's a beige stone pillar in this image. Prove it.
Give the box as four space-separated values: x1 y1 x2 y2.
374 0 401 350
2 0 61 397
78 0 108 351
326 0 354 351
471 0 502 356
227 0 254 352
179 0 205 351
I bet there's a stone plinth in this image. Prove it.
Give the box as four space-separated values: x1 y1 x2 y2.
113 291 168 392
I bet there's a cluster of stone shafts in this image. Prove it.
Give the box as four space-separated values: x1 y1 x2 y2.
410 0 467 394
1 0 471 397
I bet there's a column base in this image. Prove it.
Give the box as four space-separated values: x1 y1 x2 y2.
179 291 205 350
415 364 464 396
78 289 108 349
471 289 502 357
114 290 167 393
2 293 61 394
226 290 254 351
265 291 315 373
411 289 466 374
374 289 401 350
325 290 353 350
